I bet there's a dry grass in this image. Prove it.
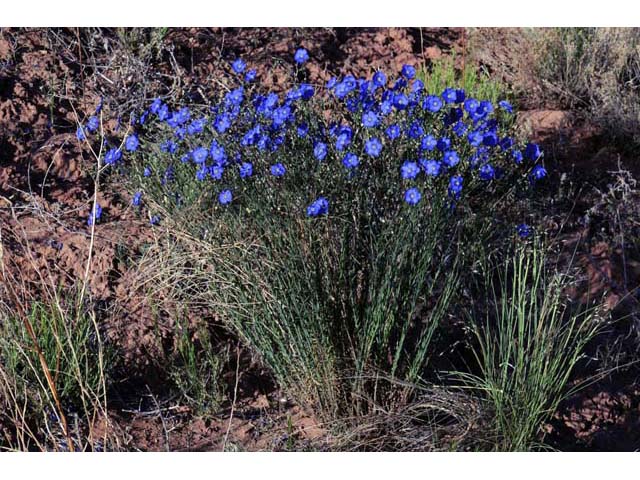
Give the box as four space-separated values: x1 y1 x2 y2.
469 28 640 150
535 28 640 145
332 384 488 452
0 218 119 451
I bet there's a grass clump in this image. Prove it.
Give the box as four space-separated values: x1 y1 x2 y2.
419 55 511 107
168 316 226 415
459 239 604 451
0 294 112 451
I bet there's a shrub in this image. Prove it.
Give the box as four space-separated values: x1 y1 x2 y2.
77 50 547 420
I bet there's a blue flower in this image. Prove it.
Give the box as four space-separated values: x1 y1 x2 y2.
442 150 460 168
517 223 532 238
150 215 161 225
531 164 547 181
210 142 227 165
143 166 152 177
467 130 484 147
479 163 496 180
336 132 351 151
380 100 393 115
386 124 401 140
87 116 100 132
421 135 437 151
132 191 142 206
139 110 149 125
270 163 286 177
421 159 441 177
372 71 387 87
424 95 443 113
219 190 233 205
437 137 451 151
257 135 270 151
76 126 86 141
175 107 191 125
393 78 407 90
499 100 514 113
214 114 232 133
299 84 315 100
244 69 257 82
210 165 224 180
525 143 542 161
192 146 209 164
187 118 206 135
393 93 409 110
512 150 523 164
272 105 292 127
464 98 480 114
125 133 139 151
411 79 424 93
342 153 360 169
163 166 175 184
257 93 278 116
365 138 382 157
297 123 309 138
470 147 490 168
452 121 467 137
401 64 416 79
408 122 425 139
314 142 328 161
483 132 499 147
306 197 329 217
225 87 244 106
287 88 303 102
479 100 494 115
404 187 422 205
294 48 309 64
173 126 186 140
105 148 122 165
442 88 458 104
150 98 163 114
157 104 169 121
499 137 514 150
243 123 261 144
345 97 360 113
449 175 464 198
232 58 246 74
335 80 354 99
196 166 208 181
401 161 420 180
444 107 463 126
362 111 379 128
239 162 253 178
160 139 177 153
87 203 102 226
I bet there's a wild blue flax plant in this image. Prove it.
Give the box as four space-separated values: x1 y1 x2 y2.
76 48 547 419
